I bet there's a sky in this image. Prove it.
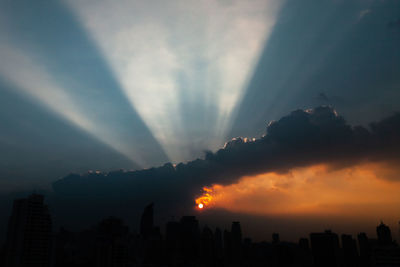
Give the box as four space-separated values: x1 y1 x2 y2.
0 0 400 241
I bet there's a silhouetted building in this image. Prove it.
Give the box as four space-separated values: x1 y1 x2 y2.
165 221 181 266
373 222 400 266
298 238 312 267
242 238 252 262
93 217 131 267
223 229 232 262
373 246 400 267
140 203 154 239
4 194 52 267
142 226 162 265
310 230 341 267
358 232 372 266
139 204 162 265
272 233 280 244
377 221 393 246
179 216 199 263
341 234 358 267
1 244 5 267
231 222 243 262
299 238 309 251
200 226 215 264
214 228 223 263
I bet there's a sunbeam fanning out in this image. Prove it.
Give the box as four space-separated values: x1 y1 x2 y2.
65 0 283 162
0 43 145 166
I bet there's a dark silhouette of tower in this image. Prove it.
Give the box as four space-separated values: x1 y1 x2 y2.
377 221 393 246
214 227 223 263
231 221 243 261
272 233 280 244
140 203 154 239
358 232 371 267
4 194 52 267
223 229 232 262
373 222 400 266
310 230 341 267
139 204 162 265
341 234 358 267
298 238 312 266
200 226 215 263
94 216 131 267
165 220 181 266
299 238 309 251
179 216 199 263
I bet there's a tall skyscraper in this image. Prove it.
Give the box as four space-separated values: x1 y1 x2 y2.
4 194 52 267
94 217 131 267
377 221 393 245
341 234 358 267
231 222 243 260
180 216 199 263
310 230 341 267
140 203 154 239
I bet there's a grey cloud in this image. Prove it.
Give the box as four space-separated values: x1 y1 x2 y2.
49 106 400 228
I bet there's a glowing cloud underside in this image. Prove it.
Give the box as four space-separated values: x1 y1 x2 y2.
0 43 145 166
65 0 282 162
206 163 400 219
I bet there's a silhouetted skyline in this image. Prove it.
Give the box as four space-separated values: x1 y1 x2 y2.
2 194 400 266
0 0 399 264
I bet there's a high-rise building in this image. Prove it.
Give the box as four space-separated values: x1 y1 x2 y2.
231 222 243 261
358 232 371 266
310 230 341 267
94 217 131 267
200 226 214 261
373 222 400 266
140 203 154 239
214 228 223 262
377 221 393 246
179 216 199 263
4 194 52 267
341 234 358 267
165 221 181 265
272 233 280 244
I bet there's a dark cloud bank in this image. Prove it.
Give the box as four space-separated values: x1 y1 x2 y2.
41 106 400 229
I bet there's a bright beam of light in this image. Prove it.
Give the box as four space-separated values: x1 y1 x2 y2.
65 0 283 162
0 43 146 166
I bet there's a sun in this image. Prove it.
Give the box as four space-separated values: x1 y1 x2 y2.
198 203 204 209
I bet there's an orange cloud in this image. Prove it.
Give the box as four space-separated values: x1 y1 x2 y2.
202 162 400 218
195 187 214 209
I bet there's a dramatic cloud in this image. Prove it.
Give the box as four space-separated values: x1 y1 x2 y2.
50 106 400 228
208 163 400 217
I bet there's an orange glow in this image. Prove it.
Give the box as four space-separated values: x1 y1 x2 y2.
195 187 214 209
195 162 400 221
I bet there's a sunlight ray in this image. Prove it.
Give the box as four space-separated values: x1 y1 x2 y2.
65 0 283 162
0 43 146 166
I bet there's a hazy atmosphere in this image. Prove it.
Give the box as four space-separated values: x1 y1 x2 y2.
1 0 400 249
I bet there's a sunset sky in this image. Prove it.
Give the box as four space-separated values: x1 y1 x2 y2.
0 0 400 241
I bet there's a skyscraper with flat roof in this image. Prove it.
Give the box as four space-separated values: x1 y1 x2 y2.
310 230 341 267
140 203 154 239
4 194 52 267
